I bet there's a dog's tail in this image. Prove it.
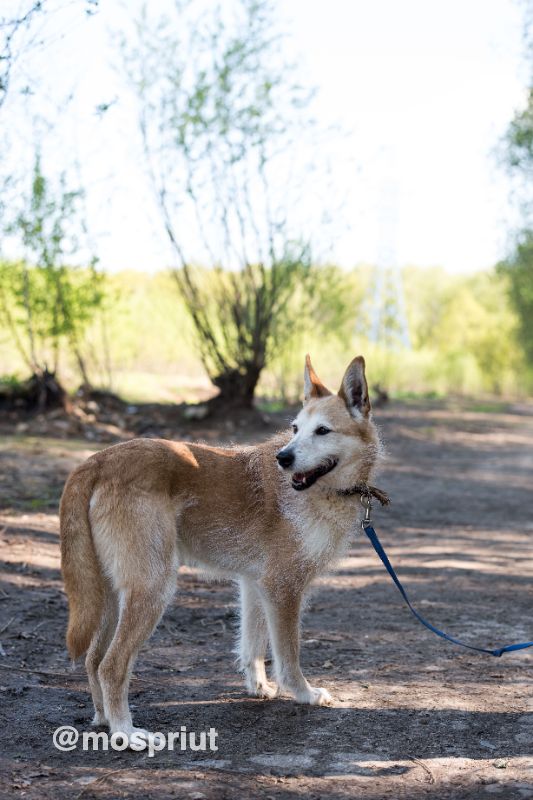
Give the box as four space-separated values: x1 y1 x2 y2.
60 463 103 660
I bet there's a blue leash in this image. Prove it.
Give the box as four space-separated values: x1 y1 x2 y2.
359 496 533 657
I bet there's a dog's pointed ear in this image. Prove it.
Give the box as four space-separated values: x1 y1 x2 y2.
304 354 332 402
338 356 371 417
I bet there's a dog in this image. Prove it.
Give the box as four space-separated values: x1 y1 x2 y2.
60 354 382 739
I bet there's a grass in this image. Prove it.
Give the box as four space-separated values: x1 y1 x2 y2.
391 390 444 402
466 400 510 414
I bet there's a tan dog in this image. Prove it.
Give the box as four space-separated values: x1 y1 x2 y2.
60 355 381 739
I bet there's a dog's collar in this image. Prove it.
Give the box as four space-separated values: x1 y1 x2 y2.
336 483 390 506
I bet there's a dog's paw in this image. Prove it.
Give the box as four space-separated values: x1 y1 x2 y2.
251 680 278 699
295 686 333 706
91 711 109 727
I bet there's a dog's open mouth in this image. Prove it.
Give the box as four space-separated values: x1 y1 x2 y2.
291 458 338 491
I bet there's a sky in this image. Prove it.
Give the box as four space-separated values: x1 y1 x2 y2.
1 0 529 273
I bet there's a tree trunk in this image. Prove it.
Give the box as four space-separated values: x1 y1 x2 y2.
0 369 71 413
208 364 262 411
30 369 72 413
74 348 92 390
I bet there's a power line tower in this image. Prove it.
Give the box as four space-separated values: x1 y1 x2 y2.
369 164 411 350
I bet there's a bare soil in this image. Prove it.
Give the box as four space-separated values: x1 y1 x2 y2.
0 400 532 799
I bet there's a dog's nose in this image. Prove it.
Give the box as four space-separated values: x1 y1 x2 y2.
276 449 294 469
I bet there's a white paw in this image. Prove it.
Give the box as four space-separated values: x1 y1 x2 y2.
249 680 278 699
91 711 108 726
296 686 333 706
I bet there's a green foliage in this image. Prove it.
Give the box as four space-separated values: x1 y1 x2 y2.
1 263 529 403
0 373 24 390
497 232 533 367
0 155 104 382
263 264 355 401
77 270 200 395
506 88 533 177
265 266 528 401
406 268 521 392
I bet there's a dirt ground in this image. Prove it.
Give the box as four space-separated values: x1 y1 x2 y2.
0 400 532 799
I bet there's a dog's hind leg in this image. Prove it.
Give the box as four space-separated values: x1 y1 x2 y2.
237 578 277 698
85 579 119 726
97 575 175 738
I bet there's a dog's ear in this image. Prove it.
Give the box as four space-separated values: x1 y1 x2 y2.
338 356 371 417
304 354 331 402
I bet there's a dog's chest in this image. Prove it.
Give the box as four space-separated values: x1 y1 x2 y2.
291 498 359 564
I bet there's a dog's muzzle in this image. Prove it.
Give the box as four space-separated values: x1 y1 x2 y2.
291 458 338 491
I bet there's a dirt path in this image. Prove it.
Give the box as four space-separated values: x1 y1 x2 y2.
0 402 532 799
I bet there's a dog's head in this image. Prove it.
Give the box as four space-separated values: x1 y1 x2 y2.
276 355 380 491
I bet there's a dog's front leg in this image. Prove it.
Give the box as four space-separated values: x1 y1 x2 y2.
237 578 277 698
260 584 332 706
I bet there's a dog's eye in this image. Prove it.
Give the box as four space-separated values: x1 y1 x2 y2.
315 426 331 435
292 424 298 434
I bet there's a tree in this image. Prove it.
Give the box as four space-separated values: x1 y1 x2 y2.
0 155 104 406
123 0 337 410
499 0 533 369
505 87 533 225
0 1 99 109
0 1 45 109
497 233 533 366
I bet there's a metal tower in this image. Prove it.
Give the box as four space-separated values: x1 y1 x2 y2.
368 157 411 350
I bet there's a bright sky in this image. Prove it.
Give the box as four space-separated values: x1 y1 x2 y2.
2 0 528 273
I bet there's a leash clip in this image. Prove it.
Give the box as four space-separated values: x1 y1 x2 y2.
360 493 372 529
